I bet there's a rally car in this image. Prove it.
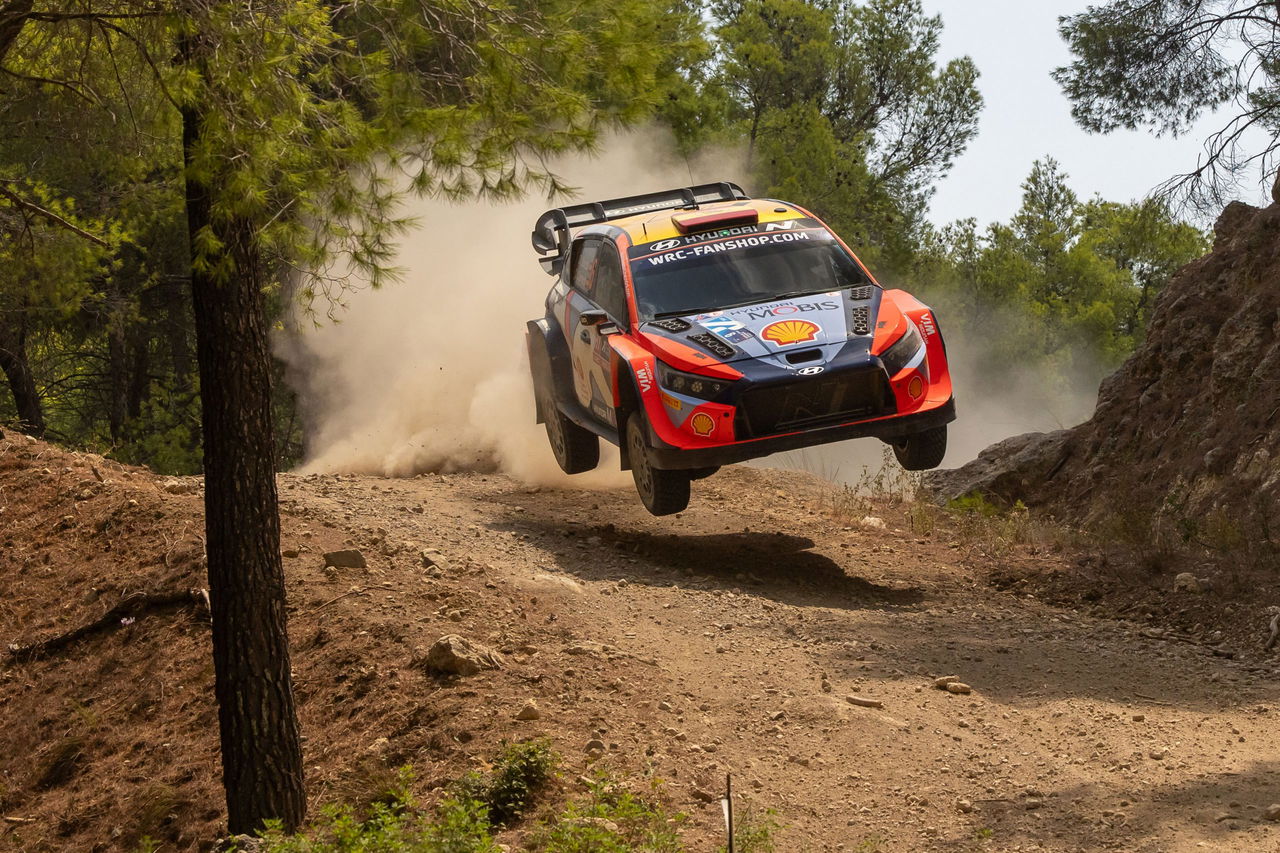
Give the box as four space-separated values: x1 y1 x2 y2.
526 182 955 515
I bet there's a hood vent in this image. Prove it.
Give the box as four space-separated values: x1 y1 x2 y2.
785 348 822 364
850 306 871 336
688 332 736 359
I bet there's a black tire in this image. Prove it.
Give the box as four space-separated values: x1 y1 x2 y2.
892 425 948 471
687 466 720 481
625 414 690 515
538 382 599 475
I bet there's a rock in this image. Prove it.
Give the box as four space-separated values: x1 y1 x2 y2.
282 548 301 559
1149 749 1166 760
420 549 452 571
956 798 974 814
859 516 886 529
421 635 503 676
845 695 884 709
515 700 542 721
691 787 718 803
1173 572 1201 593
323 549 367 569
584 738 606 755
933 675 961 689
1024 798 1044 810
1131 714 1145 722
945 682 972 695
922 429 1072 505
163 479 198 495
1264 804 1280 821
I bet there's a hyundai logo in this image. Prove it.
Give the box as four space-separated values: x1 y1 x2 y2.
796 365 824 376
649 238 682 251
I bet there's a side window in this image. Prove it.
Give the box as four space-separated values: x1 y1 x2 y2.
570 239 600 296
594 243 629 327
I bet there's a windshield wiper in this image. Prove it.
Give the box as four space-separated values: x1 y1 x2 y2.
650 307 720 320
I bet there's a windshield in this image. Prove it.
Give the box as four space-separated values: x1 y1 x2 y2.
628 227 871 320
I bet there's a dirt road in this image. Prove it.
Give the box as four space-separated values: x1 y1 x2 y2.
3 437 1279 851
275 465 1280 852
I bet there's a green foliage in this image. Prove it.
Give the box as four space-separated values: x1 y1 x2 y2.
0 0 692 467
529 777 685 853
709 0 982 275
248 761 697 853
253 797 499 853
947 493 1004 518
456 739 557 826
721 805 780 853
910 158 1208 386
1054 0 1280 204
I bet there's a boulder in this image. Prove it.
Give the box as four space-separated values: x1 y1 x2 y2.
422 634 503 676
323 549 366 569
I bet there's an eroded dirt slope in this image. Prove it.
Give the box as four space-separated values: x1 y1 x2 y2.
2 432 1280 852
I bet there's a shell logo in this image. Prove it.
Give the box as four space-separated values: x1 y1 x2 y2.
690 412 715 437
761 319 820 346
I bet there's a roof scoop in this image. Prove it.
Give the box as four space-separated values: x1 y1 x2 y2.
670 208 759 235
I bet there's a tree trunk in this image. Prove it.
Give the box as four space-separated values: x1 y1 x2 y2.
182 101 306 835
106 284 129 442
0 309 44 435
0 0 34 65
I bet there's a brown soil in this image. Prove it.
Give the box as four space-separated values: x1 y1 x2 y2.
2 432 1279 852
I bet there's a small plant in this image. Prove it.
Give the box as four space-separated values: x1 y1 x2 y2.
853 835 885 852
530 777 685 853
723 805 780 853
456 739 557 825
251 783 498 853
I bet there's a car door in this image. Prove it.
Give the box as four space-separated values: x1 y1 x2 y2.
563 238 603 411
579 242 629 427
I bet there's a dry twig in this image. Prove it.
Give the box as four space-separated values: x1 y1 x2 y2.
6 589 207 662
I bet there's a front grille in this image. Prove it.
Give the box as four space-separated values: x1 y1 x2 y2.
738 368 894 437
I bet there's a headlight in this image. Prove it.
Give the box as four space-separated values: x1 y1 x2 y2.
657 362 732 401
879 323 924 376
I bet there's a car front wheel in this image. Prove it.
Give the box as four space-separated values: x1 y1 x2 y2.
626 414 690 516
892 425 948 471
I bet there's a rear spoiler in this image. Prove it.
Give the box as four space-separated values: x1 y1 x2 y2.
531 181 748 275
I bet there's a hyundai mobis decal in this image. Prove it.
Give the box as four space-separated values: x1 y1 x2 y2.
638 288 883 372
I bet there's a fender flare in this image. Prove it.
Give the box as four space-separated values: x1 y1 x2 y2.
526 316 573 423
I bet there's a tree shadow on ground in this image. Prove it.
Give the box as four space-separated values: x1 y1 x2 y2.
819 606 1272 710
934 761 1280 852
486 506 925 612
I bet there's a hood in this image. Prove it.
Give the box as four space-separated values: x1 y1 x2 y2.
640 287 890 368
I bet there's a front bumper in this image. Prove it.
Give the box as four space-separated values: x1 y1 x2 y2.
647 396 955 469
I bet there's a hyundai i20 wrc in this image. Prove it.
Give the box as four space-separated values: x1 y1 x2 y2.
526 182 955 516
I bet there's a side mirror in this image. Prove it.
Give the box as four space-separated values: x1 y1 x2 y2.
579 310 608 327
598 321 620 336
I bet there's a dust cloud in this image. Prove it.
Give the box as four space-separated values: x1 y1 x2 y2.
280 130 745 487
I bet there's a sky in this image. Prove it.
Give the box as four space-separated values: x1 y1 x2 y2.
919 0 1269 227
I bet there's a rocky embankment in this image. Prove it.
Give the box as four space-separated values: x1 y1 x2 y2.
928 198 1280 537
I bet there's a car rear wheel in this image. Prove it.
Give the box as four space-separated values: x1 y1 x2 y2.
540 384 599 474
626 414 690 516
892 425 948 471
